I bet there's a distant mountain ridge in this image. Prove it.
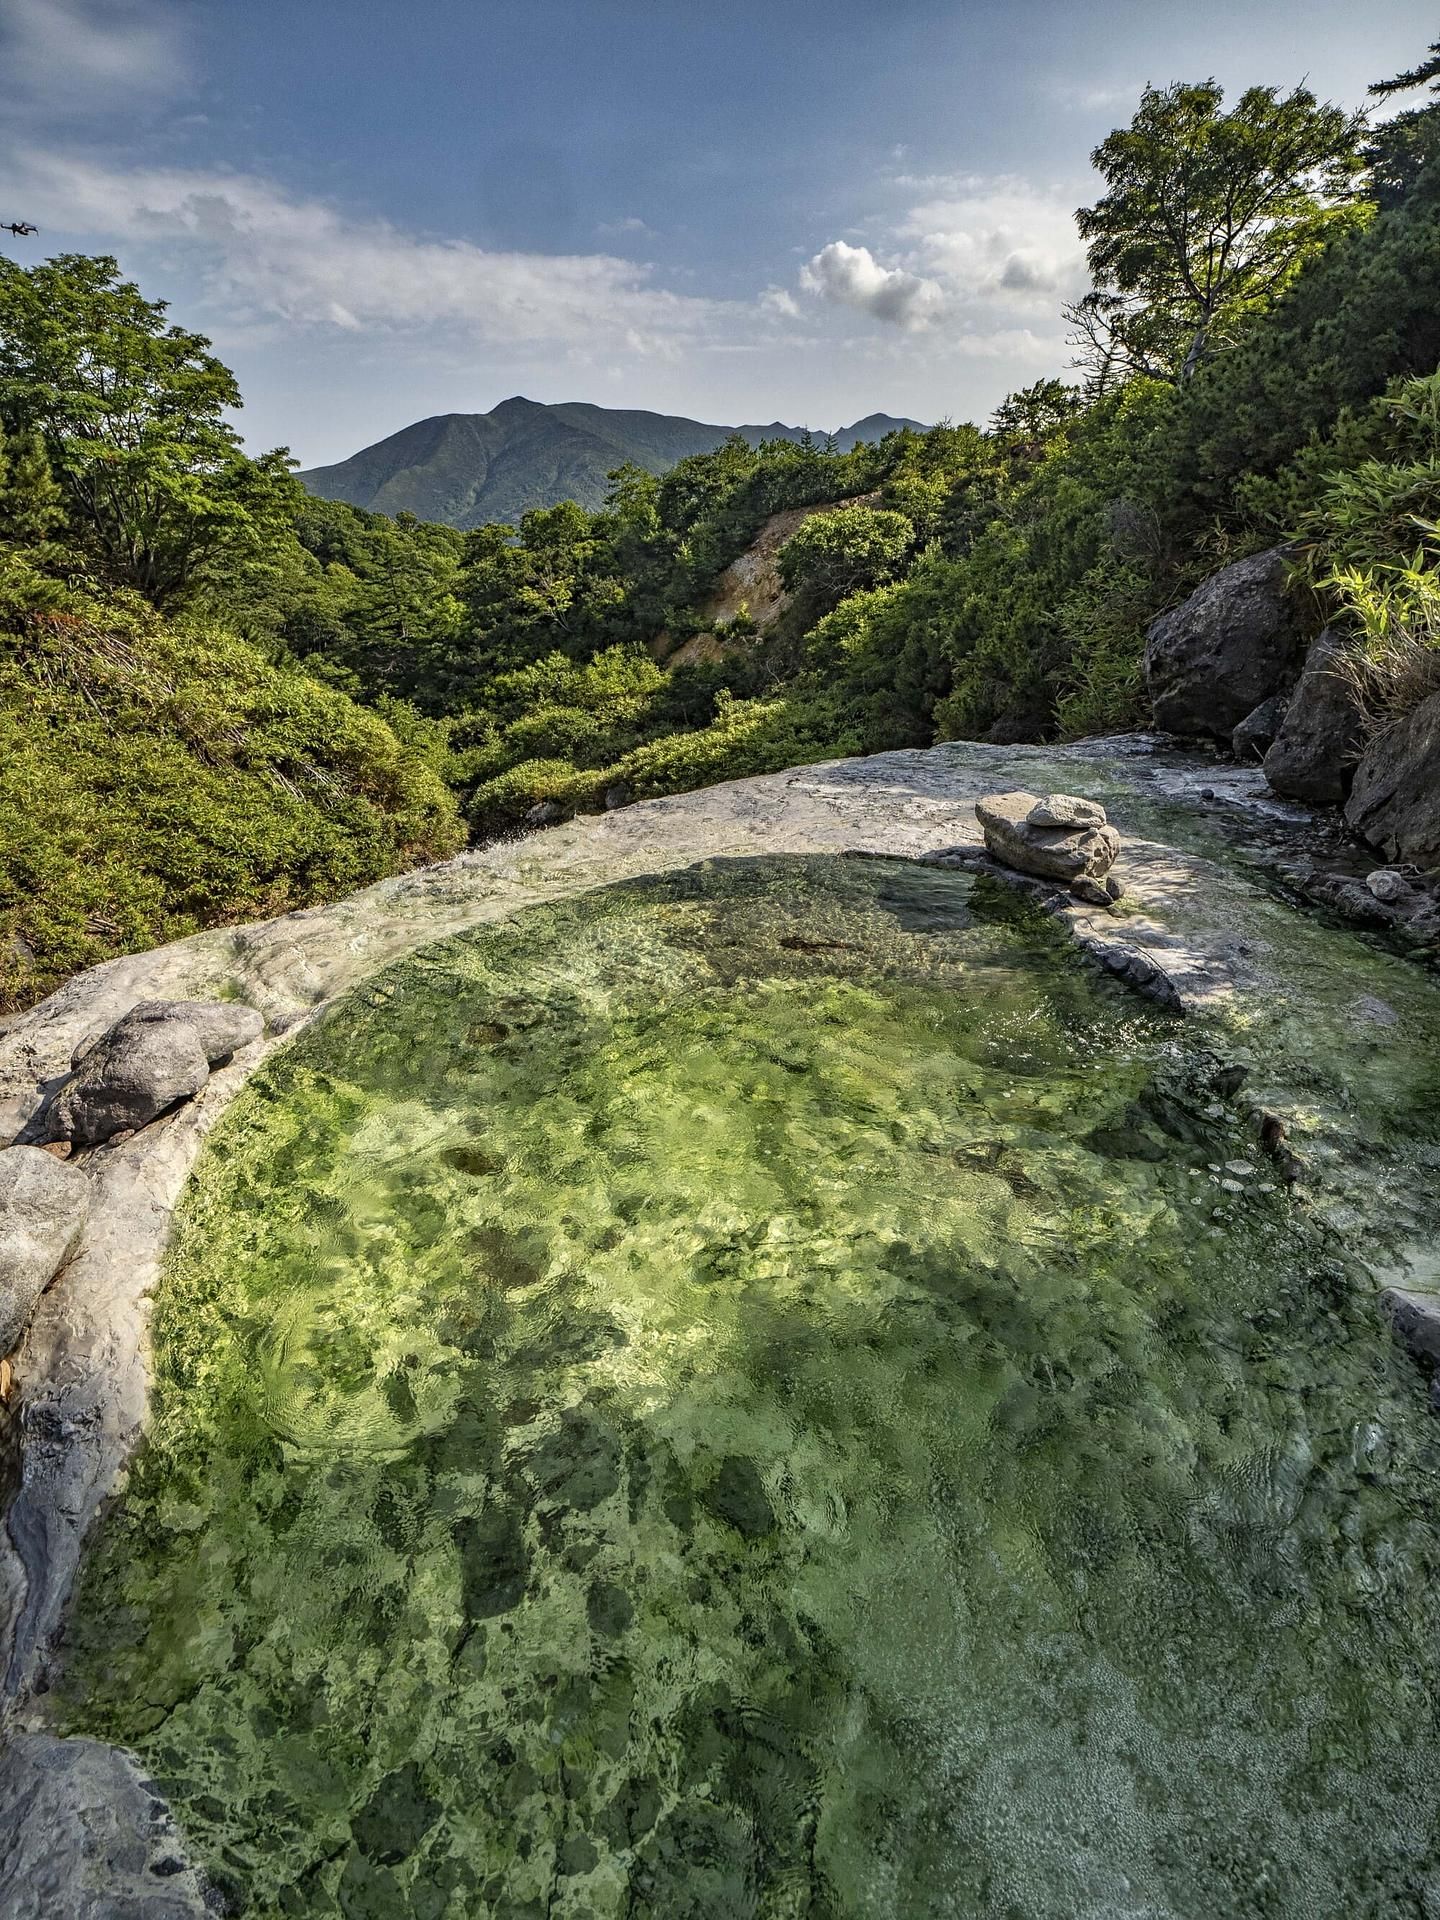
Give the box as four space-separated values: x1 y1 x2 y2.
297 397 925 529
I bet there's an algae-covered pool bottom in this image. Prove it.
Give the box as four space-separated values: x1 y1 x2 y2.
60 856 1440 1918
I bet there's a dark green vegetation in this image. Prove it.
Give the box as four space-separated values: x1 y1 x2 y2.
298 398 923 528
5 44 1440 1008
59 857 1440 1917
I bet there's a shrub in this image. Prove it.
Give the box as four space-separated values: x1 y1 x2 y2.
0 601 464 1010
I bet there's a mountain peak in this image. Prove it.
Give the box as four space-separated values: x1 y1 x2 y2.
298 399 927 529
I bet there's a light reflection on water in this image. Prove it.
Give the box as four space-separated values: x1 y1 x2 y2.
59 857 1440 1918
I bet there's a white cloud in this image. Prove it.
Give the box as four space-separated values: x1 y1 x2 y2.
11 151 726 352
1 0 187 110
799 241 945 331
900 177 1087 307
759 285 800 319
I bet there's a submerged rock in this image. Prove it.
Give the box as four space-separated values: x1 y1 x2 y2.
1262 630 1363 805
0 1146 90 1354
975 791 1120 892
44 1000 262 1148
1346 690 1440 866
1145 548 1307 740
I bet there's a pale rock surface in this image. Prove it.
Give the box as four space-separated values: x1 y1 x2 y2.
1028 793 1108 829
0 1147 90 1355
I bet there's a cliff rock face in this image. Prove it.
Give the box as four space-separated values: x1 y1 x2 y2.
1345 690 1440 866
1145 549 1307 740
1262 631 1365 806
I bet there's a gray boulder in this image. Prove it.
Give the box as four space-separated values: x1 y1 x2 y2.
1231 693 1288 761
1145 549 1307 740
49 1000 263 1148
0 1146 91 1354
1345 690 1440 866
1262 630 1364 806
0 1733 208 1919
976 791 1120 890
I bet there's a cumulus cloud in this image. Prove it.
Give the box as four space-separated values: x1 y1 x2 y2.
798 241 945 330
1 0 187 110
899 177 1087 306
11 151 726 352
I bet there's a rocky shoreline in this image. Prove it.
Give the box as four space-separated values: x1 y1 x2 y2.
0 733 1437 1914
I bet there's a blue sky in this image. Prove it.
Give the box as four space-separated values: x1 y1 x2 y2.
2 0 1433 464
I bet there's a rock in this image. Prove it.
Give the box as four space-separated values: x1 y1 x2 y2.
1366 868 1409 904
975 790 1120 891
524 799 565 828
603 783 631 812
1231 693 1288 761
1346 691 1440 866
0 1733 209 1919
1070 875 1114 907
1027 793 1108 829
46 1001 263 1148
1144 548 1307 740
1382 1288 1440 1366
0 1146 91 1354
1262 630 1364 805
49 1020 208 1148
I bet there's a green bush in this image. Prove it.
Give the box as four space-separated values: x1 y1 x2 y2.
0 601 464 1010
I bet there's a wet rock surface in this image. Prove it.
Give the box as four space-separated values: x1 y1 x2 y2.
1145 548 1308 741
0 1733 208 1918
0 1148 90 1356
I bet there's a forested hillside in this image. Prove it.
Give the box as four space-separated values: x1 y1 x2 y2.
4 45 1440 1010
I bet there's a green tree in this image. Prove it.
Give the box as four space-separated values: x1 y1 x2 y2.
1366 40 1440 209
777 505 915 620
0 253 296 605
1069 81 1365 387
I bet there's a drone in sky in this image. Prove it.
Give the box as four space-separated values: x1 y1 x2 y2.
1 222 37 238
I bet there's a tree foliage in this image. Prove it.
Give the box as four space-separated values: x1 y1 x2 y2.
1069 80 1365 386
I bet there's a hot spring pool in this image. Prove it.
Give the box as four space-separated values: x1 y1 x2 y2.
57 856 1440 1917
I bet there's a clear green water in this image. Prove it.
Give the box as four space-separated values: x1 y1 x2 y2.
59 856 1440 1918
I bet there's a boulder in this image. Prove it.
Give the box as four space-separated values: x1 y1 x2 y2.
1345 690 1440 867
0 1146 91 1354
48 1000 262 1148
975 791 1120 891
524 799 565 828
1231 693 1288 762
1366 869 1409 904
1145 549 1307 740
1262 630 1364 806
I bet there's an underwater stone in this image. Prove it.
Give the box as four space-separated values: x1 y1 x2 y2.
0 1145 91 1354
